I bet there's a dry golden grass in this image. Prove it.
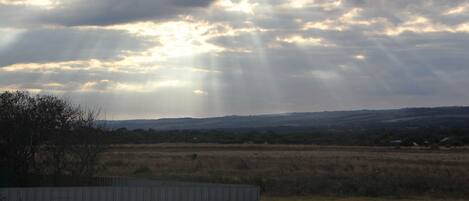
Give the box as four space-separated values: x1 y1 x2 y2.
98 144 469 198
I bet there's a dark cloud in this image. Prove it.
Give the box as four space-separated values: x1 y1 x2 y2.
0 4 43 27
0 27 152 67
41 0 215 26
1 0 469 118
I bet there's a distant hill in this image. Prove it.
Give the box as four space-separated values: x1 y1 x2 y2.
101 106 469 130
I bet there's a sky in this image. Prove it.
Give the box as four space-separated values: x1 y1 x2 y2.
1 0 469 119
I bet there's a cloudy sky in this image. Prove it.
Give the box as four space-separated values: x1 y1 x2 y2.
1 0 469 119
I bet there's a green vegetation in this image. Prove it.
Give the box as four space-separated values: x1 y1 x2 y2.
103 107 469 147
105 125 469 147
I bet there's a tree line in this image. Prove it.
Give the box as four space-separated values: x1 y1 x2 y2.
0 91 106 186
105 125 469 147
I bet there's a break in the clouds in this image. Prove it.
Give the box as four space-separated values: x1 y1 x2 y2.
1 0 469 119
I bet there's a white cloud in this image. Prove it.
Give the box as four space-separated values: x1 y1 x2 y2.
444 4 469 15
214 0 258 15
275 35 335 47
2 0 469 118
80 79 188 92
302 8 383 31
0 0 60 9
381 16 469 36
193 89 208 95
279 0 342 10
354 54 366 60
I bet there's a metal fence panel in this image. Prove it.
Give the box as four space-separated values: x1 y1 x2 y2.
0 182 259 201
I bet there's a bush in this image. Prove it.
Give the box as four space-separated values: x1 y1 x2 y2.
0 91 107 186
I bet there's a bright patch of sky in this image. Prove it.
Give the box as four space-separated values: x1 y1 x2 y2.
1 0 469 119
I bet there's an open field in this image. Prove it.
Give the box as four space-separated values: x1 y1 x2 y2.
98 144 469 199
261 196 469 201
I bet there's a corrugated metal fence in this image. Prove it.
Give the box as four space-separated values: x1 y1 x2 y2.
0 179 260 201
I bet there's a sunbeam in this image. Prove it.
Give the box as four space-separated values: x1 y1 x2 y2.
2 1 469 200
0 0 468 118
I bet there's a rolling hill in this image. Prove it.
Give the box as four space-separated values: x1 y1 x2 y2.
102 106 469 130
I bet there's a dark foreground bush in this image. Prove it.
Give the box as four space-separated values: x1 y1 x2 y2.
0 91 107 187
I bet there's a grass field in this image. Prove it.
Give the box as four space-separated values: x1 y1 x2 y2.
98 144 469 199
260 196 469 201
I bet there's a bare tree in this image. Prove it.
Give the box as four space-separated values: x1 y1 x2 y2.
68 109 107 177
0 91 107 186
0 92 37 184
